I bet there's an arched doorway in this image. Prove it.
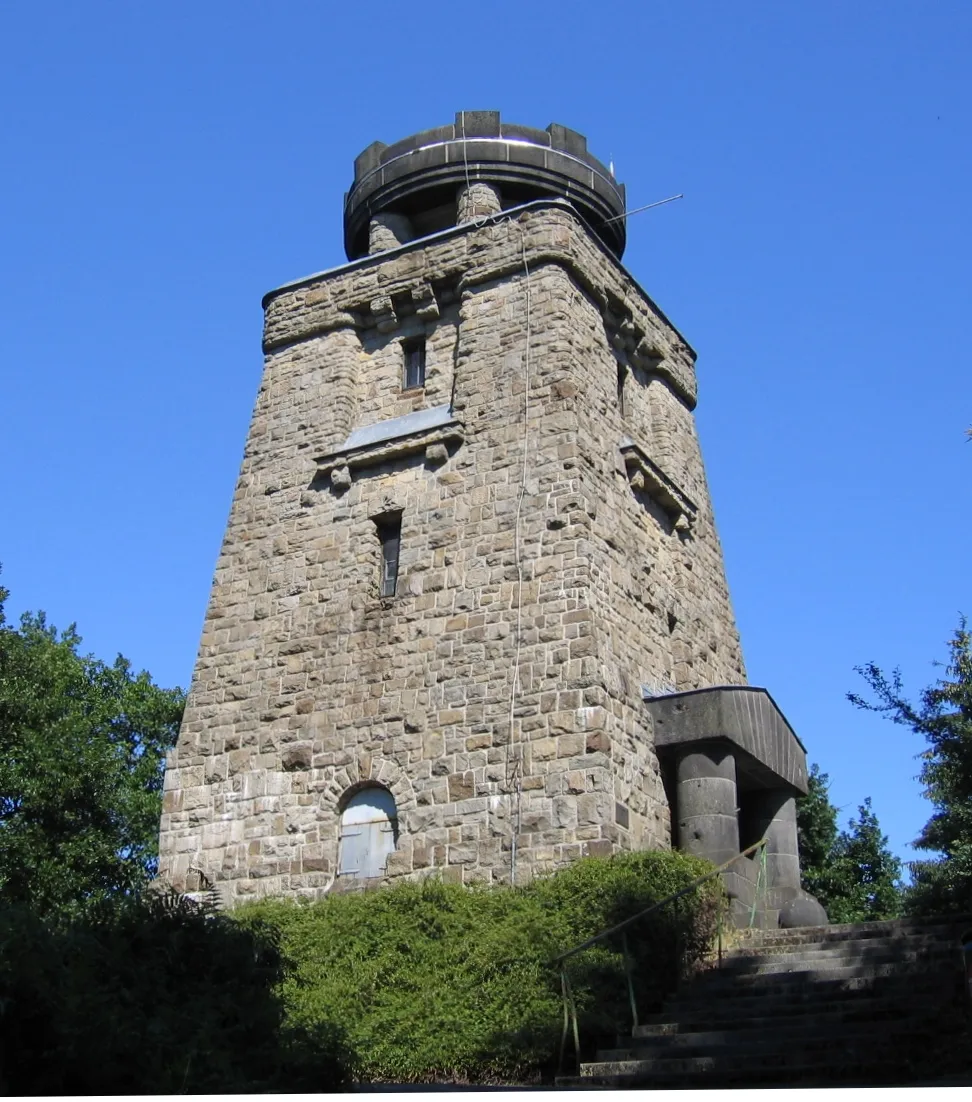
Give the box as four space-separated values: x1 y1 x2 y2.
338 786 398 879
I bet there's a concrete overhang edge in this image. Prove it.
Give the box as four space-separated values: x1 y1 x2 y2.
645 685 809 795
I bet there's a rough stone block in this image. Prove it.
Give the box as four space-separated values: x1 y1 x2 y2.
447 771 475 801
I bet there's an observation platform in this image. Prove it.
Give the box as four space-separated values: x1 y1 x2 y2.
343 110 627 260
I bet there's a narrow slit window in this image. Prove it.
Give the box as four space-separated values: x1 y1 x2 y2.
617 362 628 415
376 514 402 598
403 338 426 390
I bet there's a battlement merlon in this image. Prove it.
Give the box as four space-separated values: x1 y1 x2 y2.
261 200 699 411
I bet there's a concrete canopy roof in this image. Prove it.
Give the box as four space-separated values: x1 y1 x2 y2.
645 686 809 795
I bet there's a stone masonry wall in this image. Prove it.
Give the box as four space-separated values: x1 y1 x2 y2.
555 272 746 855
158 203 746 903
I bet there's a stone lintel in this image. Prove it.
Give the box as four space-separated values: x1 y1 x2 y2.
619 436 697 530
647 686 808 795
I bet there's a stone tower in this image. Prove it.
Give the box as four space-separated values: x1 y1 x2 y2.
159 112 814 924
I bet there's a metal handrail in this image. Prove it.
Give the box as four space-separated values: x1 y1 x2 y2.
552 838 768 964
553 837 769 1075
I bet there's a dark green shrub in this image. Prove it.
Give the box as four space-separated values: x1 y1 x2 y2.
533 848 726 1047
0 851 721 1090
241 849 722 1084
0 891 352 1095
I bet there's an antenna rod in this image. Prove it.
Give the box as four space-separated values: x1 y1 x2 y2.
604 193 684 224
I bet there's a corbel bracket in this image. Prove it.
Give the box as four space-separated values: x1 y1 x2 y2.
619 436 697 532
316 404 464 489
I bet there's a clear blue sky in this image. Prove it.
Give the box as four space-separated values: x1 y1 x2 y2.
2 1 970 868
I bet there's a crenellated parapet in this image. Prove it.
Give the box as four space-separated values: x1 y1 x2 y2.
344 111 627 261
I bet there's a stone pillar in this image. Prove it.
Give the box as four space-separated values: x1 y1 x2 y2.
751 789 801 897
674 745 739 866
457 181 502 224
368 212 414 254
320 327 361 449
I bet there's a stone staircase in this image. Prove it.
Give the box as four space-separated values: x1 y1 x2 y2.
560 915 972 1088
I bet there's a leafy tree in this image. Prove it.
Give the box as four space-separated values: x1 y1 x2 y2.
826 798 903 922
0 579 185 916
797 764 902 922
795 762 839 902
0 890 352 1094
849 620 972 914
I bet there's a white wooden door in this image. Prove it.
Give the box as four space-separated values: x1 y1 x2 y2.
338 787 398 878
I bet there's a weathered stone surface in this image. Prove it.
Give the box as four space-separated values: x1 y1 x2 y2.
330 464 351 490
369 212 414 254
779 893 829 929
158 140 752 906
751 790 802 894
457 182 502 223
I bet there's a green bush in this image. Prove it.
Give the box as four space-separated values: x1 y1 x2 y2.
0 851 722 1090
0 891 352 1095
241 849 722 1085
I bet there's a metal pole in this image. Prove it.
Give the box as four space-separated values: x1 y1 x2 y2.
558 968 570 1076
621 929 639 1031
563 970 581 1074
603 193 684 223
674 894 682 978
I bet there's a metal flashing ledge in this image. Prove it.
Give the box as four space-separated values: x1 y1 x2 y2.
316 405 463 486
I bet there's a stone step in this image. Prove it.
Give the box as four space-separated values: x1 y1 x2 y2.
714 938 956 965
616 1015 938 1053
704 939 961 964
557 1054 931 1089
660 981 959 1016
598 1019 941 1062
733 914 972 949
575 1036 951 1083
679 960 961 993
705 944 958 974
634 995 950 1035
567 915 972 1088
712 943 960 966
648 978 956 1018
718 936 960 960
726 930 960 957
